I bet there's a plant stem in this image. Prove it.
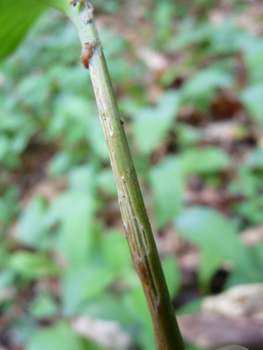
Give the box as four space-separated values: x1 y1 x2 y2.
72 2 185 349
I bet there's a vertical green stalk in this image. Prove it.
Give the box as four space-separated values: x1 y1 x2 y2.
71 2 185 349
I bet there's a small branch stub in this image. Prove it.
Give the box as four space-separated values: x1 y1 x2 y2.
81 42 94 69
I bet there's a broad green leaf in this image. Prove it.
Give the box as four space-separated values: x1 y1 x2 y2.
0 270 15 302
162 256 180 298
0 243 8 268
250 243 263 271
245 42 263 84
16 73 51 111
26 322 105 350
15 197 49 249
0 135 11 161
0 0 72 60
68 165 96 193
102 230 132 274
150 156 184 227
176 207 241 261
9 251 58 280
124 286 154 350
29 292 58 319
180 147 230 175
54 192 95 265
199 250 222 291
48 94 93 144
168 21 211 51
229 165 260 197
97 168 117 196
245 148 263 170
124 285 150 324
0 187 19 224
227 242 263 287
175 207 258 284
0 1 45 60
181 69 232 112
46 166 96 265
177 299 202 315
133 91 179 155
62 264 116 315
177 124 201 148
88 117 109 160
241 84 263 126
48 151 76 176
83 293 134 326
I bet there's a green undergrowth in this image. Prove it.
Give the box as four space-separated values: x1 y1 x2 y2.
0 1 262 349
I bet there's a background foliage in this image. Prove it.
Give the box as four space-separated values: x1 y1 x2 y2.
1 0 263 349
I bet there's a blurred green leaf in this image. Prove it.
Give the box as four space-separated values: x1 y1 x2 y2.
181 69 232 111
181 147 230 175
54 192 95 265
62 264 116 316
250 243 263 272
83 293 134 326
175 207 261 286
0 187 19 224
168 18 252 55
68 165 95 194
229 162 263 225
150 156 184 227
0 135 12 161
0 108 36 168
15 197 49 249
16 73 50 110
162 256 180 298
49 94 94 145
48 151 76 176
97 169 117 196
0 0 71 61
88 117 109 160
102 230 132 274
177 125 201 148
29 292 58 319
0 244 8 268
245 42 263 84
245 148 263 170
9 251 58 280
133 91 179 155
0 2 45 60
0 270 15 302
124 285 154 350
45 166 96 265
175 207 239 261
242 84 263 126
177 299 202 315
199 250 222 291
12 317 37 345
26 322 105 350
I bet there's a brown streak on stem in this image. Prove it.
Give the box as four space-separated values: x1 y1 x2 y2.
81 42 95 69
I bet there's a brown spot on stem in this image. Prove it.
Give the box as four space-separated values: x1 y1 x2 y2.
136 258 151 289
81 42 95 69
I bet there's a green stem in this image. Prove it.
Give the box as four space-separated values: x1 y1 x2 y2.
72 2 185 349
